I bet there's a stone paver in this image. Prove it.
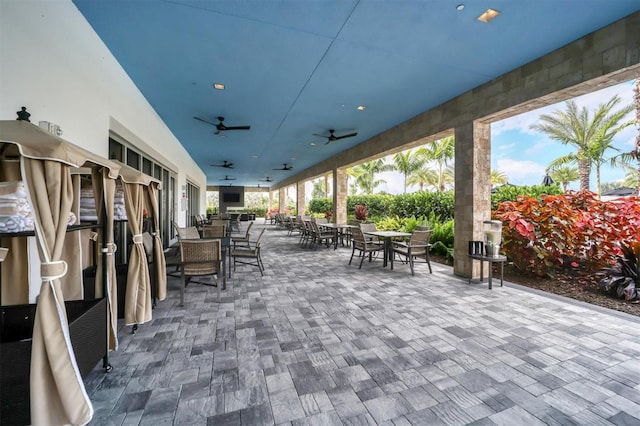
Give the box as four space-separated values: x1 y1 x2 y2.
86 221 640 425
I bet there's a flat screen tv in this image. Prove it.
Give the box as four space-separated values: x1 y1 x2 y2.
223 192 241 203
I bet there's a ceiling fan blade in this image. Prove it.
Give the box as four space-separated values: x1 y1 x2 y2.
193 116 218 126
312 133 327 138
224 125 251 131
335 132 358 140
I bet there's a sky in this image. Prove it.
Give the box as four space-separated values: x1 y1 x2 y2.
373 79 638 195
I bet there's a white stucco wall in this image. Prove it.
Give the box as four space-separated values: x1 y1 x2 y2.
0 0 206 224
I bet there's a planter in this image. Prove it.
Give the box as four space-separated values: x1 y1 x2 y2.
0 298 107 425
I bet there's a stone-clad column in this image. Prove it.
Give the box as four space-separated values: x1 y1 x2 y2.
454 121 492 278
268 190 273 212
333 167 348 224
296 181 305 215
278 187 285 213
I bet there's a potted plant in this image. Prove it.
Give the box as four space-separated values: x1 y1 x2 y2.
354 204 367 222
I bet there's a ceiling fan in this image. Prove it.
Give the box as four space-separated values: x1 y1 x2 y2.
272 163 293 171
193 116 251 135
313 129 358 144
259 176 273 182
220 175 236 181
211 160 234 169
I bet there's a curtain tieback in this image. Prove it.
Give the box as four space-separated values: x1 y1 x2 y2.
0 247 8 263
102 243 117 255
41 260 68 281
89 231 99 241
132 234 144 244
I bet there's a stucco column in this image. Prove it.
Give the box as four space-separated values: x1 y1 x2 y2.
278 187 285 213
268 190 273 212
454 121 492 278
296 181 305 215
333 167 347 224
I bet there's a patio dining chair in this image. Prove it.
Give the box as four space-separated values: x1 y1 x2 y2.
179 238 222 305
391 229 433 275
202 224 226 239
232 220 254 248
349 227 384 269
231 228 266 276
311 219 334 248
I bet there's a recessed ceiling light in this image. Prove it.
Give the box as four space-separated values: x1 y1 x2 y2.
477 8 500 23
356 105 367 111
213 83 225 90
456 4 464 11
309 142 317 146
290 157 296 160
251 155 258 158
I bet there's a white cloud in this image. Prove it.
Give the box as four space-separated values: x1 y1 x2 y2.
495 158 547 185
524 137 554 156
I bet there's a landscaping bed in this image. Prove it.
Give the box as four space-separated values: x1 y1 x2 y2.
432 255 640 318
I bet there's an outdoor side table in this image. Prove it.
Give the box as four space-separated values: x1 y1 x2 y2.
468 254 507 289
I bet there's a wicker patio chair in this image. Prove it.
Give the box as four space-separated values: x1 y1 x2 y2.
173 221 201 240
310 219 333 248
202 224 226 239
231 228 266 276
391 229 433 275
349 227 384 269
179 238 222 305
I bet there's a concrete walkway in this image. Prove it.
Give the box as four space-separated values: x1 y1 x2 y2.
85 221 640 425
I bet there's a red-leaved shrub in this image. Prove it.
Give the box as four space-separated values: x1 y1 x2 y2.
494 191 640 276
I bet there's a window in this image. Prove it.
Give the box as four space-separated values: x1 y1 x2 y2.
108 137 176 248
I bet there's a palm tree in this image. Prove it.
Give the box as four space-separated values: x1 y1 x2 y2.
407 168 439 191
348 159 392 194
490 169 509 186
311 177 327 199
532 95 634 192
624 79 640 193
547 165 579 192
391 149 427 193
421 136 455 191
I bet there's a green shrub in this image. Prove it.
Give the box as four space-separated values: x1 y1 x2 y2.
389 191 454 221
308 198 333 214
347 195 392 218
491 183 562 210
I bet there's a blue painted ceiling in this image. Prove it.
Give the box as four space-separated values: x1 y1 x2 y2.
73 0 640 188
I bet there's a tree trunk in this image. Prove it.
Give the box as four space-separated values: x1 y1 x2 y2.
578 158 591 191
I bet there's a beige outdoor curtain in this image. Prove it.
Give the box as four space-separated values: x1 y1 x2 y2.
1 120 121 425
23 158 93 425
92 167 118 350
147 181 166 301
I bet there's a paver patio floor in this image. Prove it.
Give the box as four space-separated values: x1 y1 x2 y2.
86 221 640 425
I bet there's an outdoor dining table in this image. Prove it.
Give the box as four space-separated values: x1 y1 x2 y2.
364 230 412 267
320 223 359 249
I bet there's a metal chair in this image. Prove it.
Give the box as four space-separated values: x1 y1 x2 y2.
179 238 222 305
232 221 254 248
349 227 384 269
391 229 433 275
231 228 266 276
